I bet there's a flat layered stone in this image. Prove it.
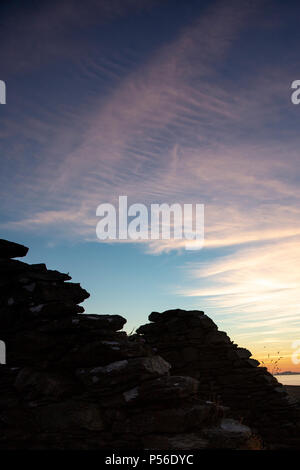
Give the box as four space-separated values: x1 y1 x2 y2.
80 314 126 331
0 240 29 259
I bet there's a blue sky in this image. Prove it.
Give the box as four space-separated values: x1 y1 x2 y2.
1 0 300 369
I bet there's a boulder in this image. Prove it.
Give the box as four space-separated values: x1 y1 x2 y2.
138 309 300 449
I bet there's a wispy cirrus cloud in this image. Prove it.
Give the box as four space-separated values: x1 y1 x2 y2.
2 0 300 366
1 0 277 229
181 236 300 354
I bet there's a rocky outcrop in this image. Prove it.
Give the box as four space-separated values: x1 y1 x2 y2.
0 240 260 450
137 309 300 449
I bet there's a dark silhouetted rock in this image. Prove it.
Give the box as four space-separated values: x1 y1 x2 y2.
0 240 262 450
0 239 29 259
138 309 300 449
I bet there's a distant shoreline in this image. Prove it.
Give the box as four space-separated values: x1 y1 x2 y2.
274 372 300 376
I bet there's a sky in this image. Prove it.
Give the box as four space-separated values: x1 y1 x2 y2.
1 0 300 372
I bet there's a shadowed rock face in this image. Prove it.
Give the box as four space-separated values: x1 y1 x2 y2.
0 240 260 450
137 309 300 449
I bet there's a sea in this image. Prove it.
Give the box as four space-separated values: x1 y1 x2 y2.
275 374 300 386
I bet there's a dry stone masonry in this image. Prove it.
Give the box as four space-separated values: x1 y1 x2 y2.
137 309 300 449
0 239 260 450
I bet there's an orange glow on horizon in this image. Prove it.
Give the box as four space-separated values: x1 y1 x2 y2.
254 352 300 375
